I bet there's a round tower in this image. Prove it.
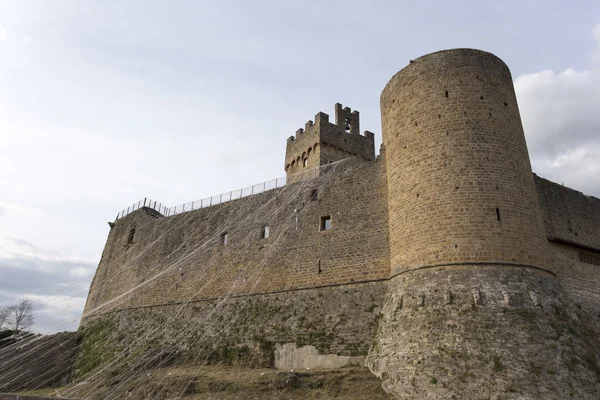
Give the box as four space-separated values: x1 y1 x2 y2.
382 49 550 275
367 49 600 398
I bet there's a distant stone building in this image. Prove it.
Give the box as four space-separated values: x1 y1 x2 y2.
83 49 600 399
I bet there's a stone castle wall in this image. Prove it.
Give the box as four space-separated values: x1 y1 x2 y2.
82 158 390 363
80 47 600 397
536 174 600 251
369 48 600 398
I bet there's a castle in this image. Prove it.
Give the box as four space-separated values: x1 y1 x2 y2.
81 49 600 399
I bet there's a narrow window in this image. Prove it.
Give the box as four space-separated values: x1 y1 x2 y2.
303 158 308 167
496 208 501 221
127 228 135 245
221 232 229 245
445 91 449 98
320 215 331 231
261 224 270 239
318 260 322 274
310 189 318 201
344 117 351 133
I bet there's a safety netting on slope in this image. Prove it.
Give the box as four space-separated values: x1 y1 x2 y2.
0 157 386 400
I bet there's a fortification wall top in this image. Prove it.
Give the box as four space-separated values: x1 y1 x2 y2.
535 175 600 252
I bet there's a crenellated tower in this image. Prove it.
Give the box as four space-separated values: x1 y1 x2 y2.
284 103 375 183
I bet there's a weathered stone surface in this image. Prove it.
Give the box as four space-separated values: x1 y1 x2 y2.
367 268 600 399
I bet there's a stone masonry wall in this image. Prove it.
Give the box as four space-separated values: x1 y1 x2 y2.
81 157 389 361
81 281 386 372
551 241 600 334
381 49 551 275
535 174 600 251
367 267 600 399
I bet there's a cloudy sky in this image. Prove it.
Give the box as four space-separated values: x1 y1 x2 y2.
0 1 599 333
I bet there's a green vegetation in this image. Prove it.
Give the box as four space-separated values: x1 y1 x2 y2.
74 317 118 379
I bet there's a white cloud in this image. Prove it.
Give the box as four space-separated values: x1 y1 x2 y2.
515 25 600 197
0 203 42 217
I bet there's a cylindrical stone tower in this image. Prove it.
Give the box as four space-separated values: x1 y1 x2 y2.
367 49 600 399
383 49 550 275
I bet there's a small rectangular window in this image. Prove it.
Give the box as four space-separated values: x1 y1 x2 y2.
262 225 270 239
127 228 136 245
320 216 331 231
303 158 308 167
310 189 318 201
221 232 229 245
496 208 501 221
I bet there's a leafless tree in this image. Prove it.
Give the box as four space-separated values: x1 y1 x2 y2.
9 299 35 334
0 306 10 331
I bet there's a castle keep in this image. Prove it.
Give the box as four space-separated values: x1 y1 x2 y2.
82 49 600 398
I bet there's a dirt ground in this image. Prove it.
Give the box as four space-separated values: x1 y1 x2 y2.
20 364 391 400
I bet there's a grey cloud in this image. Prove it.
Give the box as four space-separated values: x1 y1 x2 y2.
6 237 43 254
0 255 94 333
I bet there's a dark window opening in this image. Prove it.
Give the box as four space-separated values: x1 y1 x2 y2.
127 228 136 245
310 189 318 201
579 252 600 266
344 117 352 133
221 232 229 245
320 216 331 231
496 208 501 221
261 225 270 239
318 260 322 274
445 91 449 98
303 158 308 167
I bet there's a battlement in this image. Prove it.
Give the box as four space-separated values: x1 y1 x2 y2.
285 103 375 181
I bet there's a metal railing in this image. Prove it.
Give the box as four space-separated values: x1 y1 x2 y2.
115 176 287 221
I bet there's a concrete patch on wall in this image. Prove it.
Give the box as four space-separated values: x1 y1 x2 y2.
274 342 364 370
